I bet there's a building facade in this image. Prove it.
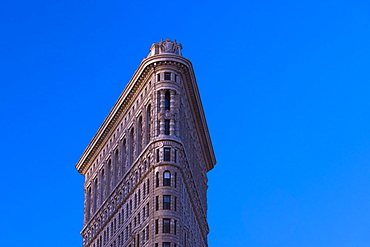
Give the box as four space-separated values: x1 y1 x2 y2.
75 39 216 247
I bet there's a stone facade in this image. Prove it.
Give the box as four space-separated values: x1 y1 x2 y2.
75 39 216 247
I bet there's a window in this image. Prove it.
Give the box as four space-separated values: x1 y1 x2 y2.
146 104 151 144
156 149 160 163
155 219 159 234
164 148 171 161
156 196 159 211
174 173 177 188
143 183 146 198
157 74 160 81
156 172 159 187
146 179 150 195
163 171 171 186
175 74 177 82
163 243 170 247
163 195 171 210
163 219 170 233
165 91 170 110
164 120 170 135
164 72 171 80
174 150 177 163
174 220 177 235
174 197 177 211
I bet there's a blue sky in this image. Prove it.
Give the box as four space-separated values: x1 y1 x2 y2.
1 0 370 246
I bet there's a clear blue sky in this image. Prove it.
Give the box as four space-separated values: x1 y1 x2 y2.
1 0 370 246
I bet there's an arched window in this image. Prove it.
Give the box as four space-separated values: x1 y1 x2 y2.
137 116 143 154
107 160 112 192
165 90 170 111
130 128 134 164
115 149 119 182
101 169 105 199
122 139 126 168
87 187 91 221
146 104 151 144
163 171 171 186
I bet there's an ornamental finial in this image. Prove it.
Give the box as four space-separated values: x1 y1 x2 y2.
148 39 182 57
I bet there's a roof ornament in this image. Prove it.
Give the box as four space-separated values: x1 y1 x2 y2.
148 39 182 57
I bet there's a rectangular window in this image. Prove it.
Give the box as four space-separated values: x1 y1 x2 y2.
174 173 177 188
174 220 177 235
156 149 160 162
155 219 158 234
164 72 171 80
163 171 171 186
156 196 159 211
163 243 170 247
157 74 160 81
174 197 177 211
163 219 170 233
164 120 170 135
163 195 171 210
174 150 177 163
175 74 177 82
164 148 171 161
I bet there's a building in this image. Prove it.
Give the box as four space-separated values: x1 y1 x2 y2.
75 39 216 247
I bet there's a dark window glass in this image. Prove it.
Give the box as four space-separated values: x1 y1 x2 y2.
163 171 171 186
163 219 170 233
164 72 171 80
156 196 159 211
156 149 160 162
163 195 171 210
163 243 170 247
155 219 158 234
157 74 160 81
156 172 159 187
174 173 177 188
174 197 177 211
164 148 171 161
174 220 177 235
174 150 177 163
175 74 177 82
164 120 170 135
165 91 170 110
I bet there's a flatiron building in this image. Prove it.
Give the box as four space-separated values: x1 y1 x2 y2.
76 39 216 247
